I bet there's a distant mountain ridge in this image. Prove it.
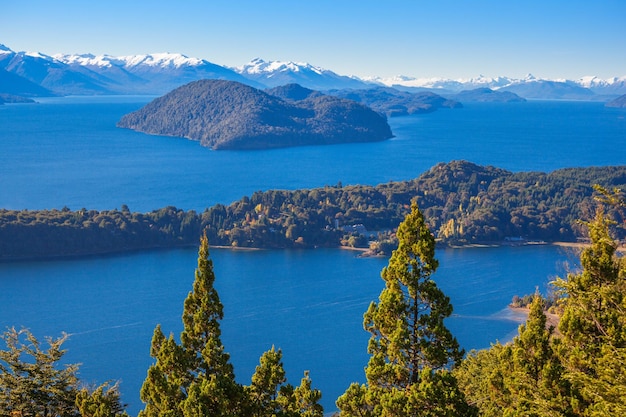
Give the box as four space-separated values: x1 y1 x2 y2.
235 57 370 90
0 44 257 96
1 43 625 100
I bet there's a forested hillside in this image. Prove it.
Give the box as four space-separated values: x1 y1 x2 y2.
116 80 393 150
1 161 625 260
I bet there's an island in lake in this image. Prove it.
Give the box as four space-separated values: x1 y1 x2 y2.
117 80 393 150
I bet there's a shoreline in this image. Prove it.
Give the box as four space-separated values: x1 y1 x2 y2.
508 305 561 334
1 240 623 263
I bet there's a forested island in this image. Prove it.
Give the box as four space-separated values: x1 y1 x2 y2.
2 161 624 261
116 81 393 150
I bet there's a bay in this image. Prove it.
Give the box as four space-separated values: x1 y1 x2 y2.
0 97 623 414
0 245 575 414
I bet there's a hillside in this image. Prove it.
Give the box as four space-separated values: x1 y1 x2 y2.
2 162 625 260
117 80 393 150
328 87 461 117
606 93 626 108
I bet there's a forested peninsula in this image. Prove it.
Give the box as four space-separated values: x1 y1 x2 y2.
1 161 625 261
116 80 393 150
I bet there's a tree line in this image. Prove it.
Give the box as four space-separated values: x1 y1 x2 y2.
2 161 625 260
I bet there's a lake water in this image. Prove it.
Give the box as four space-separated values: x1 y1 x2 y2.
0 97 624 414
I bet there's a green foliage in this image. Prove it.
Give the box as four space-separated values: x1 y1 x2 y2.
247 346 286 417
3 163 625 261
455 295 572 416
75 383 129 417
0 328 78 416
139 233 243 417
0 206 201 260
337 202 474 416
0 327 127 417
276 371 324 417
456 190 626 416
139 234 322 417
552 205 626 415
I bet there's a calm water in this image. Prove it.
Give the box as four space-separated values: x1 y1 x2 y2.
0 97 624 413
1 98 624 211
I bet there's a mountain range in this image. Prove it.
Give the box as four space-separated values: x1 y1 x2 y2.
1 43 625 100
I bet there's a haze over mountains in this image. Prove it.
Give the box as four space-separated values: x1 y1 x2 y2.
1 43 625 100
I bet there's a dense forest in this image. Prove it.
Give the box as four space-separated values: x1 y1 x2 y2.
1 161 625 261
116 80 393 150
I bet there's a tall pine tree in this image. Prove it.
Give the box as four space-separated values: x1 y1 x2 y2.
139 233 243 417
554 206 626 415
337 201 475 417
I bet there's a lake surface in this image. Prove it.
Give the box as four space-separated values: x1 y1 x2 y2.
0 97 623 414
1 98 624 212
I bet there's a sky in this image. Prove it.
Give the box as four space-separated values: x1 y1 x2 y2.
2 0 625 80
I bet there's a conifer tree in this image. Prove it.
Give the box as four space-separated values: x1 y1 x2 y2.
0 328 79 417
139 233 244 417
277 371 323 417
75 382 129 417
337 201 475 417
507 293 571 416
0 327 127 417
247 346 286 417
553 206 626 415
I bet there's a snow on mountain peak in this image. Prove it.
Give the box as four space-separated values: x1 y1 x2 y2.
119 52 204 68
53 51 207 69
54 53 124 68
237 58 325 76
24 50 54 60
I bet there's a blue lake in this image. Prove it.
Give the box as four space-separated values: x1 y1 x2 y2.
0 97 624 414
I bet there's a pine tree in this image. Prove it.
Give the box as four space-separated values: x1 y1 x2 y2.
277 371 323 417
75 382 129 417
139 233 244 417
553 206 626 415
0 327 127 417
337 201 475 417
509 294 571 416
0 327 79 417
139 326 189 417
247 346 286 417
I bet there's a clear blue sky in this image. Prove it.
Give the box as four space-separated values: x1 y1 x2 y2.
2 0 625 79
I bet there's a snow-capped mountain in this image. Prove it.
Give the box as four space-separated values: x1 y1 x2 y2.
54 52 207 70
0 45 111 95
365 74 516 92
53 51 258 94
370 72 626 98
0 45 258 96
576 75 626 95
235 58 370 90
1 43 624 99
